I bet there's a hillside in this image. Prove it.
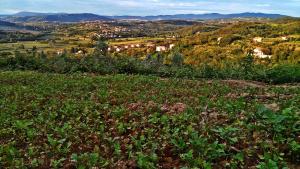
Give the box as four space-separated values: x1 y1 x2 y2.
13 11 63 17
4 13 112 22
175 19 300 66
0 20 39 31
0 71 299 168
110 12 287 20
0 20 18 27
1 12 288 23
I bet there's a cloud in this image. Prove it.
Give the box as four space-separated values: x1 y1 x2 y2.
256 4 271 7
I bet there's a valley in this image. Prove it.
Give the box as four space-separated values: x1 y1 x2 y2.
0 9 299 169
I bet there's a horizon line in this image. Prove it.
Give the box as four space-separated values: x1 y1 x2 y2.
0 11 295 17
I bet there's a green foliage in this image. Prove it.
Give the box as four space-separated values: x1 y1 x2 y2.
0 71 299 168
266 64 300 84
137 152 158 169
93 37 109 56
171 51 184 66
219 34 243 46
1 52 299 84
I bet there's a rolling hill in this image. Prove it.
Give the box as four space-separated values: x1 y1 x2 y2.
0 20 18 27
110 12 287 20
12 11 63 17
3 13 112 22
1 12 288 23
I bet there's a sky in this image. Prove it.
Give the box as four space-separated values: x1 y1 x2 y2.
0 0 300 16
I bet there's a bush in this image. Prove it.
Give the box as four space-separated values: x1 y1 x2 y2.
1 52 299 84
266 64 300 84
171 52 184 66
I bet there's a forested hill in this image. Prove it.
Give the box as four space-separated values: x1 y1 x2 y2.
1 12 288 23
0 20 18 27
175 18 300 65
111 12 287 20
3 13 113 22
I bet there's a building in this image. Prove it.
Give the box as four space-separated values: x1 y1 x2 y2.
169 44 175 49
253 37 263 43
281 36 288 41
57 50 64 55
156 46 167 52
217 37 222 44
75 50 84 55
253 48 271 59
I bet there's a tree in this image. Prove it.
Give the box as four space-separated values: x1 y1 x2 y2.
39 51 47 59
156 53 164 64
171 51 184 66
240 54 254 79
71 47 76 54
145 54 153 62
94 37 109 57
32 46 37 52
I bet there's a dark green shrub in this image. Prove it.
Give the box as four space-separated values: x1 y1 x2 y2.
1 52 299 84
266 64 300 84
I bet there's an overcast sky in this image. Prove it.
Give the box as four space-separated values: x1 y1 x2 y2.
1 0 300 16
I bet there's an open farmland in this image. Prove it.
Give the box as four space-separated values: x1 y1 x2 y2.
109 37 170 45
0 71 299 168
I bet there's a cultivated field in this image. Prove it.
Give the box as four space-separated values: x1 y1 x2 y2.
0 71 299 168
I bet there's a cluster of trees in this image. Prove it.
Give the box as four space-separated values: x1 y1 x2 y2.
174 20 300 66
0 31 47 43
1 40 299 84
104 19 299 67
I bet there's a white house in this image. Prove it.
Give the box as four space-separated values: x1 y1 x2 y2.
124 45 129 49
253 48 271 59
76 50 83 55
156 46 167 52
135 44 140 48
217 37 222 44
116 48 121 52
169 44 175 49
57 50 63 55
131 44 135 48
108 47 111 51
253 37 263 43
281 36 288 41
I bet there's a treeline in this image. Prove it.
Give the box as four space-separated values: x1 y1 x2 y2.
0 52 299 84
0 31 49 43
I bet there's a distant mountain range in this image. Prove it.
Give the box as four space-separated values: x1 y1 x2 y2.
13 12 67 17
0 11 288 23
3 13 112 22
110 13 287 20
